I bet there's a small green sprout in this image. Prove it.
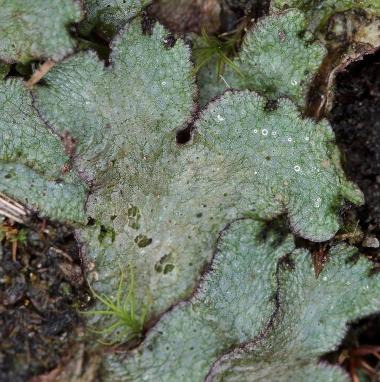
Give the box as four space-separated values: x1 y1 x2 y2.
0 222 28 261
83 266 148 345
10 227 27 246
192 27 243 78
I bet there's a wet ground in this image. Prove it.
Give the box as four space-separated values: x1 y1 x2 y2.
330 50 380 235
325 49 380 381
0 220 90 382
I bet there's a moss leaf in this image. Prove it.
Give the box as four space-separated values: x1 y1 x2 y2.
199 10 326 108
105 220 380 381
33 18 361 325
208 244 380 381
81 0 151 38
105 219 294 381
271 0 380 31
0 79 86 223
0 0 82 63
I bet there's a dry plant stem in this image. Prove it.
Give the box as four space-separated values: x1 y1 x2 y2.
0 192 27 223
29 367 61 382
26 60 55 88
349 363 360 382
339 346 380 382
312 245 328 278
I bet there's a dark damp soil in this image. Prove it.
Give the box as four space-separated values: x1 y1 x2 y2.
330 50 380 235
0 219 90 382
324 50 380 380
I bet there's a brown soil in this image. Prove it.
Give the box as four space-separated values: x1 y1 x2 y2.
0 220 89 382
330 50 380 234
324 49 380 380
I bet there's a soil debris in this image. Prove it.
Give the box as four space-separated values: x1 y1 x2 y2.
0 218 90 382
330 50 380 236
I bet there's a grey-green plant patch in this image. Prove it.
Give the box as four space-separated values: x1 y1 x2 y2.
104 219 380 382
271 0 380 31
0 0 82 63
81 0 151 38
33 17 361 327
207 242 380 381
0 79 86 222
198 10 327 108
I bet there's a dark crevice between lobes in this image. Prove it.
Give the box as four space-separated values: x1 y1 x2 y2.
141 10 156 36
163 33 176 49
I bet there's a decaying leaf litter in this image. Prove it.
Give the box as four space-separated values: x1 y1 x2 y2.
0 0 380 381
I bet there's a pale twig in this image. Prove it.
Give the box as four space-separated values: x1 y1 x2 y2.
0 193 27 223
220 74 231 88
26 60 55 88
